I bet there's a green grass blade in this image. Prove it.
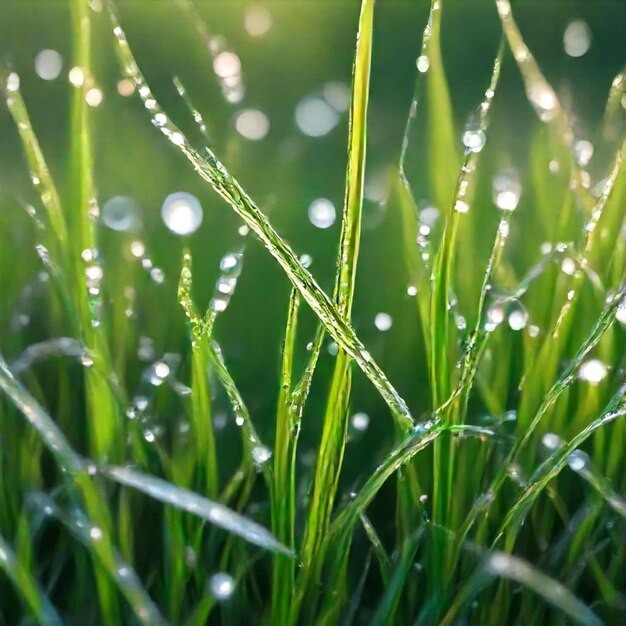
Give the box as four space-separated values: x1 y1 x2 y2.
296 0 374 617
0 532 63 626
29 493 168 626
101 465 289 555
107 2 413 430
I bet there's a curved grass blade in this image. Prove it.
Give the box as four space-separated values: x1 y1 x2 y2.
368 528 424 626
29 493 167 626
101 465 290 555
494 387 626 546
442 551 603 626
107 2 413 430
0 533 63 626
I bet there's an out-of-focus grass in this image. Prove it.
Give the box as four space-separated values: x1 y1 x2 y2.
0 0 625 624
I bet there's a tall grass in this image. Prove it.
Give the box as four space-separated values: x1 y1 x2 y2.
0 0 625 624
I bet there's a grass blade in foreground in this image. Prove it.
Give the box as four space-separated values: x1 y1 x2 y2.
106 2 413 430
101 465 290 555
0 533 63 626
295 0 374 619
442 551 603 626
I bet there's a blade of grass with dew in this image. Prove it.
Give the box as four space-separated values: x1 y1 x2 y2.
29 492 168 626
423 0 460 210
0 532 63 626
460 286 624 556
368 528 424 626
177 250 218 497
567 450 626 519
106 2 413 430
0 354 147 625
69 0 123 462
428 41 503 602
101 465 289 555
295 1 374 619
516 146 624 439
442 551 603 626
494 387 626 548
360 514 392 586
320 422 441 610
495 0 589 197
270 287 300 624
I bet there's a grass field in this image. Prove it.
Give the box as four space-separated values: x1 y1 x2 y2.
0 0 625 624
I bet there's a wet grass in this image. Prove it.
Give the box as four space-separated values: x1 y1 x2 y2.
0 0 625 624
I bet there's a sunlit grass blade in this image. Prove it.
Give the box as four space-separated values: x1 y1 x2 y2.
0 532 63 626
270 287 301 624
0 69 68 254
107 1 413 429
428 40 504 603
295 0 374 618
101 465 290 555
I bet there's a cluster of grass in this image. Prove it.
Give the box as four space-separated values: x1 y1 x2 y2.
0 0 625 624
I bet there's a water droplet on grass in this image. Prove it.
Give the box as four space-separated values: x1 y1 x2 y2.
578 359 607 384
567 450 589 471
252 445 272 465
492 169 522 211
416 55 430 73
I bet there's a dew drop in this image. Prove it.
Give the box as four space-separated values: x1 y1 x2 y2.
507 302 528 331
102 195 140 232
351 412 370 431
68 66 85 87
235 109 269 140
567 449 588 472
492 169 521 211
209 572 235 601
563 20 591 58
213 52 241 79
252 445 272 465
374 312 393 331
295 96 340 137
219 252 243 277
308 198 336 229
85 88 103 107
542 432 562 450
244 4 272 36
462 124 486 153
578 359 607 384
35 49 63 81
89 527 103 541
616 301 626 325
6 72 20 92
162 192 203 236
573 139 594 167
416 55 430 73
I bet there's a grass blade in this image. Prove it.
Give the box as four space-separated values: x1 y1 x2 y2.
106 2 413 430
101 465 290 555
